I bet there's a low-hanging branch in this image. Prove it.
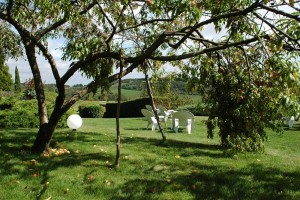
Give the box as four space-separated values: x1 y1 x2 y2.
151 34 271 61
168 0 260 49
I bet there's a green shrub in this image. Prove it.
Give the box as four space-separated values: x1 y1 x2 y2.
177 102 209 116
0 97 72 128
79 105 103 118
0 96 16 110
47 103 76 128
0 100 39 128
103 98 151 118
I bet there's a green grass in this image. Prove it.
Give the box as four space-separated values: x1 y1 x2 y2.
0 117 300 200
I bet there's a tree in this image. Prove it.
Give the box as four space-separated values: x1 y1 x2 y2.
0 21 22 92
14 66 21 93
0 49 13 91
0 0 300 153
184 48 299 152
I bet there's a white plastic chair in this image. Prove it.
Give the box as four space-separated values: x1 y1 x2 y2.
141 109 166 130
172 111 194 133
145 105 153 112
150 117 158 131
289 116 295 128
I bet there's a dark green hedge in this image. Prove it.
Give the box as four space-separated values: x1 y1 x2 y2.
103 98 151 118
79 105 104 118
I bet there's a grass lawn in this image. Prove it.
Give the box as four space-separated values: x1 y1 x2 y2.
0 116 299 200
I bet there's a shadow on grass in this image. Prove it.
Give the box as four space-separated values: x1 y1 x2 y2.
0 129 112 199
110 163 300 200
1 128 300 199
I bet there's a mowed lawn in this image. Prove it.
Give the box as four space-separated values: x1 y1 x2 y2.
0 116 299 200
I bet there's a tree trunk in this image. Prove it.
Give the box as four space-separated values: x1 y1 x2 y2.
31 123 56 153
115 61 123 167
144 69 166 142
24 41 49 125
31 105 64 152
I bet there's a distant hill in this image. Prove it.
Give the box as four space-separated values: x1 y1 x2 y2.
43 78 194 102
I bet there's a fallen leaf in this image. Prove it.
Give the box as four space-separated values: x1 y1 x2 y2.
64 188 69 194
87 175 95 181
165 179 171 183
45 196 52 200
32 173 39 177
147 188 156 193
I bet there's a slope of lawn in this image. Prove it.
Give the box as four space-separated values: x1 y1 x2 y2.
0 116 299 200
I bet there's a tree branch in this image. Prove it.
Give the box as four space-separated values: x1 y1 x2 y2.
6 0 13 15
253 12 297 41
151 34 271 61
258 2 300 23
60 51 120 85
36 1 96 39
168 0 260 49
116 18 174 33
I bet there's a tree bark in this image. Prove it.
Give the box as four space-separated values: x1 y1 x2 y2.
144 68 166 142
31 121 57 153
115 60 123 167
24 40 49 125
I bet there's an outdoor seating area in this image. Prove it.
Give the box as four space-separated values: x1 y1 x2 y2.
141 105 194 134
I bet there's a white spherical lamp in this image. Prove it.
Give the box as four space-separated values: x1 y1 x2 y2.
67 114 83 130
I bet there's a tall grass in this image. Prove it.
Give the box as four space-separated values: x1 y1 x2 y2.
0 117 299 200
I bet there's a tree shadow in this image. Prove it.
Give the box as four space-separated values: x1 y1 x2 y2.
110 163 300 200
2 128 299 199
120 136 226 158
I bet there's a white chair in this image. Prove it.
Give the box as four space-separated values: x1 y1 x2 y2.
172 111 194 133
158 105 167 116
141 109 166 130
150 117 158 131
145 105 153 112
174 118 179 133
289 116 295 128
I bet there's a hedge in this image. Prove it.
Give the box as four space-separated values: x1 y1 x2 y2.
103 98 152 118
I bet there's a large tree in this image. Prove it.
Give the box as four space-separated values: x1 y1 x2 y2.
0 0 300 153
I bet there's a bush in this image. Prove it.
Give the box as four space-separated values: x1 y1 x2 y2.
0 97 72 128
79 105 104 118
103 98 151 118
0 96 16 110
177 102 209 116
0 100 39 128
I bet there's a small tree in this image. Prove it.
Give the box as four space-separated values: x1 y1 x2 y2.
0 50 13 91
14 66 21 93
184 47 300 152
